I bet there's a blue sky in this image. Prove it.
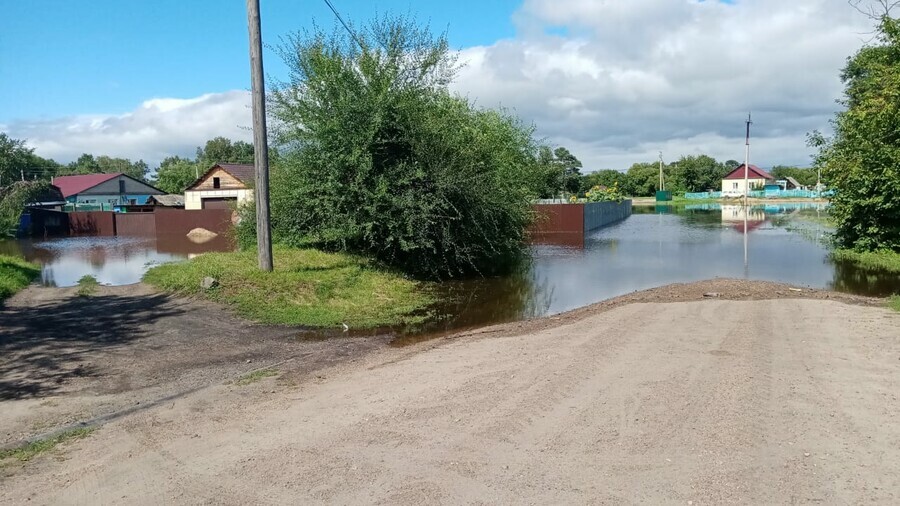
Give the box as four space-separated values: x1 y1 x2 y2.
0 0 871 169
0 0 519 121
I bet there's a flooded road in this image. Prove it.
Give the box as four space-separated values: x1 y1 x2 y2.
424 202 898 334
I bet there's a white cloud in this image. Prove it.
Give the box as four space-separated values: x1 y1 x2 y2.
1 0 877 171
1 91 252 166
453 0 873 169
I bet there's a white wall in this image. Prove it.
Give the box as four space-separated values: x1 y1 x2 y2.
721 178 766 196
184 189 253 210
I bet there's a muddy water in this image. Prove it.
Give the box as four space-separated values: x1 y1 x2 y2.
418 203 899 335
0 235 234 287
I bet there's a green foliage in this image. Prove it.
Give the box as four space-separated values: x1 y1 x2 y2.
0 180 55 235
623 162 661 197
0 428 94 463
888 295 900 312
831 248 900 273
770 165 819 187
153 156 200 194
143 246 434 328
195 136 256 167
76 275 99 297
667 155 728 193
60 153 150 181
0 254 39 300
0 133 62 184
811 16 900 251
581 169 628 193
264 15 541 279
583 183 624 202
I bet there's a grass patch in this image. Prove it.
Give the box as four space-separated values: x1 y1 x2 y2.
0 427 95 464
888 295 900 312
143 246 435 328
832 249 900 273
235 368 279 385
0 254 39 301
75 275 99 297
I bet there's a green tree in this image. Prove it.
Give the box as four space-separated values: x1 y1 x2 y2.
668 155 726 193
62 153 149 181
770 165 819 187
0 134 62 184
262 15 542 278
623 162 662 196
196 137 255 167
553 147 583 194
581 169 628 193
153 156 200 193
811 15 900 251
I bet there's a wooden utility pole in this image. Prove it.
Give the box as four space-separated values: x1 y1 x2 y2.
743 113 752 208
658 151 665 191
246 0 273 271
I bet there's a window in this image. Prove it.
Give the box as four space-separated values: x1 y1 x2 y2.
119 180 126 193
732 182 739 190
213 177 221 189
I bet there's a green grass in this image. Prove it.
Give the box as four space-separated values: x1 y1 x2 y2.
0 254 39 301
831 249 900 273
235 368 279 385
143 246 435 328
888 295 900 312
75 275 99 297
0 428 95 464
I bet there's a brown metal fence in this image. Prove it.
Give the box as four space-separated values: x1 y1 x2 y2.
153 208 233 236
69 211 116 236
114 213 157 236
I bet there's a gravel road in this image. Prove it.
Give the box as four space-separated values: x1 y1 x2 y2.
2 291 898 504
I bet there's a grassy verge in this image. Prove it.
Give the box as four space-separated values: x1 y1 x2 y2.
235 368 279 385
143 246 434 328
76 275 99 297
888 295 900 312
0 254 39 301
831 249 900 273
0 428 94 464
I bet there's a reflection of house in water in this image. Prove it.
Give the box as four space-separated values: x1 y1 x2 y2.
720 205 768 232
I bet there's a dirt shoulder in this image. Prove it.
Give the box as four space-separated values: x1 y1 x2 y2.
1 279 898 503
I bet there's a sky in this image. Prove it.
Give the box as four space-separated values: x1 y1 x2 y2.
0 0 877 171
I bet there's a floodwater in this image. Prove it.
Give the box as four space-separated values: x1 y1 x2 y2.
2 203 896 336
418 202 899 336
0 234 234 287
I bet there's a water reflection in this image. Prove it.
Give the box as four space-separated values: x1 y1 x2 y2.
430 202 898 330
0 235 234 287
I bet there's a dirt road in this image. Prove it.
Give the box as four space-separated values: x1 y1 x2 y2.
2 289 898 504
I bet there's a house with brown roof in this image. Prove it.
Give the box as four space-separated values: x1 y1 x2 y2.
721 164 775 197
184 163 254 210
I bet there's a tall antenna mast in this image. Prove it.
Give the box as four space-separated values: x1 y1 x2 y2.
743 112 752 207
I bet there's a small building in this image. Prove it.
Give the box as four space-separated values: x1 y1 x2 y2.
784 176 805 190
52 173 165 209
184 163 254 210
721 164 775 197
147 194 185 208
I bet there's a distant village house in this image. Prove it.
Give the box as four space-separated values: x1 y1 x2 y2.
184 163 254 210
721 164 775 196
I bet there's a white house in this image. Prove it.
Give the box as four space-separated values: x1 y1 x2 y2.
721 164 775 197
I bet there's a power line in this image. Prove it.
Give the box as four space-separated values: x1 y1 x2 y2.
322 0 365 50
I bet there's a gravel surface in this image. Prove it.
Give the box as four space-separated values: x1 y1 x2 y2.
1 279 898 504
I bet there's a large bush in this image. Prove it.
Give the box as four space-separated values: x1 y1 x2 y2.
262 16 541 278
812 16 900 251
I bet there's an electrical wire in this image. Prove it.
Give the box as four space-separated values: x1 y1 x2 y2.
322 0 365 50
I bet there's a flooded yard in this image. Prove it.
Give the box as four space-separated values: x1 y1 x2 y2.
1 202 896 332
0 234 234 287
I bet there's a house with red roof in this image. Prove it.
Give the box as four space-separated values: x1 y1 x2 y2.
184 163 255 210
721 164 775 197
52 173 164 209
